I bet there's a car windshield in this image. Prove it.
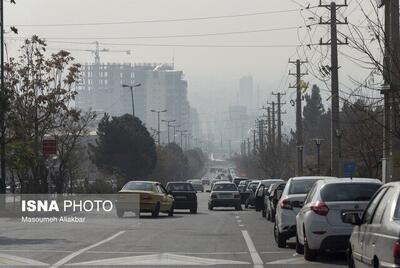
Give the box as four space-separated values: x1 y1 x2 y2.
167 183 194 191
122 182 154 191
288 179 319 194
213 184 237 191
190 180 202 185
321 183 381 202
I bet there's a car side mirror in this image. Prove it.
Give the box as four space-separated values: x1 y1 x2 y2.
342 212 362 226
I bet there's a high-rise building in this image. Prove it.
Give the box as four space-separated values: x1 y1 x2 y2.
239 75 254 112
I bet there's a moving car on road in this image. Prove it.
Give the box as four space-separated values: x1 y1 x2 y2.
274 176 334 248
208 181 242 211
346 182 400 268
188 179 204 192
264 181 286 221
166 182 198 214
296 178 382 261
117 181 174 218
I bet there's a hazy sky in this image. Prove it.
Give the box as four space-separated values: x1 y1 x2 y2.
5 0 380 131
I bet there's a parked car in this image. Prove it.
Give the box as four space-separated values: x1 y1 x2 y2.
254 179 285 212
208 181 242 211
117 181 174 218
201 177 210 186
233 177 248 186
264 182 286 221
296 178 382 261
166 182 198 214
346 182 400 268
238 180 250 193
274 176 335 248
244 180 261 208
188 179 204 192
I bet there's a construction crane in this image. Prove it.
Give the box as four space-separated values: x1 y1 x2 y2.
50 41 131 65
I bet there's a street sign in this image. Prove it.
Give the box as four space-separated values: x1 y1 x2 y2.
42 138 57 155
343 161 356 178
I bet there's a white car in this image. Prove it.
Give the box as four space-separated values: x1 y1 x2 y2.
274 176 335 248
346 182 400 268
208 181 242 211
296 178 382 261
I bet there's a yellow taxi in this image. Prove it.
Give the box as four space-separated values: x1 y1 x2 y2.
116 181 174 217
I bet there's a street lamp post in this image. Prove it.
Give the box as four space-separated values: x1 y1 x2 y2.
162 119 176 144
313 138 324 175
150 109 167 145
122 83 142 117
177 130 187 149
172 124 180 144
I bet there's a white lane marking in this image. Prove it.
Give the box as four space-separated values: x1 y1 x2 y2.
237 219 242 223
239 224 245 227
0 253 48 266
50 231 125 268
235 216 240 219
259 251 290 254
0 249 74 253
67 253 251 266
266 257 312 265
241 230 264 268
86 251 250 255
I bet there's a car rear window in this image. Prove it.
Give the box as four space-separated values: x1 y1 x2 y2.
321 183 381 202
213 184 237 191
167 183 194 191
288 179 318 194
123 182 154 191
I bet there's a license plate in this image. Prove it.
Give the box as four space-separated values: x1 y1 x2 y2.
219 194 232 199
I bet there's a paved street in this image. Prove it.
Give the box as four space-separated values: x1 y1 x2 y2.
0 192 348 267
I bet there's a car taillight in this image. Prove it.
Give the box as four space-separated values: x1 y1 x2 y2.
394 242 400 264
311 201 329 216
280 199 292 210
211 194 217 199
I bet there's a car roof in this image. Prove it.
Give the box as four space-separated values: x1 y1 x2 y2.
261 179 284 183
289 176 336 181
167 181 190 184
320 177 382 185
214 181 235 185
249 180 261 183
127 180 159 184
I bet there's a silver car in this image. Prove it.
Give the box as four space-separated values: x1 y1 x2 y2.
346 182 400 268
208 181 241 211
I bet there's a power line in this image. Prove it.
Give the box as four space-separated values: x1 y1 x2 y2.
7 8 302 27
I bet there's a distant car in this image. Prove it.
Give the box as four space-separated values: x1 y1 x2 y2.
117 181 174 218
296 178 382 261
345 182 400 268
254 179 285 212
244 180 261 208
188 179 204 192
264 182 286 221
238 180 250 193
201 177 210 186
208 181 241 211
166 182 198 214
233 177 248 186
274 176 335 248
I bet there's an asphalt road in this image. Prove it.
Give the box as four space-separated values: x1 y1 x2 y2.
0 192 347 267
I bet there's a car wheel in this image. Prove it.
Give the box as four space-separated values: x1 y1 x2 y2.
190 207 197 214
116 209 124 218
235 205 242 211
262 209 266 218
347 247 355 268
274 222 286 248
208 204 213 210
271 212 276 222
152 203 160 218
245 201 249 209
168 203 174 217
296 233 304 254
303 229 316 261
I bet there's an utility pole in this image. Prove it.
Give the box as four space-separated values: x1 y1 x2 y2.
247 138 251 157
272 92 286 153
267 107 272 146
150 109 167 145
289 59 308 176
313 138 324 175
177 129 187 149
319 0 348 177
253 129 256 155
0 0 5 194
162 119 176 144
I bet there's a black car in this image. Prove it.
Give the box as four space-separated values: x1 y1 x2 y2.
264 182 286 221
166 182 198 214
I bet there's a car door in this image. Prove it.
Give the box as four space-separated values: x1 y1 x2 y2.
354 187 389 265
156 184 170 211
296 183 318 243
362 187 395 266
255 185 266 211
